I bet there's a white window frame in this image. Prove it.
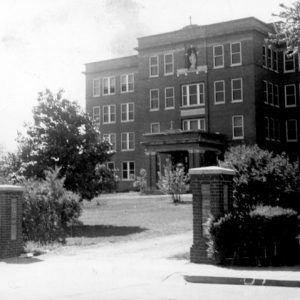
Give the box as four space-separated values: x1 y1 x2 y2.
230 42 242 66
92 106 100 125
121 132 135 151
103 133 116 151
120 73 134 93
231 78 243 103
273 50 278 72
150 122 160 133
181 83 205 107
284 84 296 107
268 82 274 106
213 45 224 69
182 118 206 131
286 119 298 142
262 46 267 68
93 78 101 97
267 47 273 70
214 80 225 104
102 77 116 96
284 51 295 73
164 53 174 75
232 115 244 140
107 161 115 171
165 87 175 110
150 89 159 111
263 80 268 104
149 55 159 78
121 103 134 122
122 161 135 181
103 105 116 124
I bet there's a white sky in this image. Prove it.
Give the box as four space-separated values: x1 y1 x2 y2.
0 0 295 152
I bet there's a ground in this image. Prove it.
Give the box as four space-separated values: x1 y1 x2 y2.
1 193 300 299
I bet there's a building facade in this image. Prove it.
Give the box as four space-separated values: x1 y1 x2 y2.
85 17 300 191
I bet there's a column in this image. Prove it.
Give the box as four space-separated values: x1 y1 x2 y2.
145 151 157 191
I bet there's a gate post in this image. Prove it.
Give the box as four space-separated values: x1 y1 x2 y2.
0 185 24 259
189 166 235 263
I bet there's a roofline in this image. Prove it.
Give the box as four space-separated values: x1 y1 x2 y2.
85 54 138 66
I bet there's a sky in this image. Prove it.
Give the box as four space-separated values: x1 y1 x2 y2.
0 0 295 152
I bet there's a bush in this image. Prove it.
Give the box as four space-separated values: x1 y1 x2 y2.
220 145 300 212
133 169 147 194
157 160 189 203
208 205 300 266
23 168 82 244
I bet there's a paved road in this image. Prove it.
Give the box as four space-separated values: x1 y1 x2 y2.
1 232 300 299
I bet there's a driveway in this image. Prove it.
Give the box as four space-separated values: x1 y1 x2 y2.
1 231 300 300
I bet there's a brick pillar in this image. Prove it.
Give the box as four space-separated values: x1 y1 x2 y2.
188 150 194 169
189 166 235 264
0 185 24 259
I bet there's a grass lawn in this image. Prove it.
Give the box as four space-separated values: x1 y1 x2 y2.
25 192 193 254
66 192 193 246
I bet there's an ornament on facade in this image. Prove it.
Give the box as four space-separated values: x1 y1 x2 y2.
186 45 198 70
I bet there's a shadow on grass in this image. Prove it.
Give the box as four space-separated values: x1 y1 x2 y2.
67 225 148 238
4 256 42 264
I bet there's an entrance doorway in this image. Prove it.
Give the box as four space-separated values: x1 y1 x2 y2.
157 151 189 174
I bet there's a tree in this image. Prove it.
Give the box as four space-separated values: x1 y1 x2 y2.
268 1 300 54
16 89 115 200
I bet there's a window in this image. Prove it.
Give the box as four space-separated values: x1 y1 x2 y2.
182 118 206 131
122 161 135 180
213 45 224 68
93 78 101 97
103 133 116 151
182 83 205 107
92 106 100 125
267 82 274 105
232 115 244 139
273 51 278 71
103 105 116 124
164 53 174 75
284 52 295 72
269 118 275 140
150 89 159 111
214 80 225 104
262 46 267 68
165 87 175 109
230 42 242 66
121 132 135 151
121 103 134 122
284 84 296 107
274 85 279 107
263 81 268 104
275 119 280 141
286 119 298 142
267 48 272 69
149 56 159 77
103 77 116 95
264 117 269 140
231 78 243 102
120 74 134 93
150 123 160 133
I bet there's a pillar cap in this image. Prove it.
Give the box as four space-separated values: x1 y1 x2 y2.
189 166 235 175
0 185 25 192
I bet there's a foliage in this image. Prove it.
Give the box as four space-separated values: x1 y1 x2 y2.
157 160 189 203
220 145 300 212
268 1 300 55
23 168 82 244
13 89 115 200
133 168 147 194
207 205 300 266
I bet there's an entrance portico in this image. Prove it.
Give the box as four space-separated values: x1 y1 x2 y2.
141 130 225 190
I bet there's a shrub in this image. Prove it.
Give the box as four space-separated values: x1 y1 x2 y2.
220 145 300 212
133 169 147 194
208 205 300 266
157 160 189 203
23 168 82 244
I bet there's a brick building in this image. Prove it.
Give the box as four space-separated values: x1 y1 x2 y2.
85 17 300 191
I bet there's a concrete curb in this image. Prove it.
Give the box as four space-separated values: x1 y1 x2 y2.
184 275 300 288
